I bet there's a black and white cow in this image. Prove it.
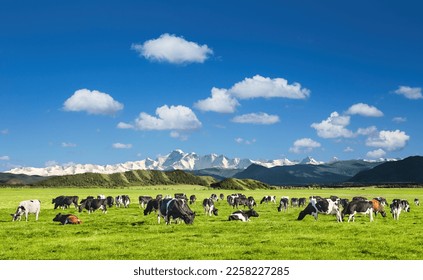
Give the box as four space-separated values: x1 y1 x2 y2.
174 193 188 201
390 199 403 220
11 199 41 221
189 195 197 205
203 198 218 216
298 197 307 207
52 213 82 225
400 200 410 212
210 194 218 202
158 198 195 225
260 195 276 204
219 193 225 201
291 198 299 207
52 195 79 210
228 209 259 222
297 198 342 222
277 197 289 212
79 198 107 214
138 196 152 208
116 195 130 208
342 200 374 222
352 196 367 201
144 199 160 216
414 198 420 206
106 196 114 207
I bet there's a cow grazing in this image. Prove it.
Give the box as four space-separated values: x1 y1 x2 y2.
11 200 41 222
203 198 218 216
52 195 79 210
138 196 152 208
415 198 420 206
298 198 307 207
390 199 402 220
106 196 114 207
228 209 259 222
219 193 225 201
189 195 197 205
79 198 107 214
277 197 289 212
291 198 299 207
116 195 130 208
210 193 218 201
260 195 276 204
158 198 195 225
371 199 387 217
400 200 411 212
53 213 82 225
174 193 188 201
298 198 342 222
352 196 367 201
144 199 160 216
339 198 350 209
373 197 388 206
342 200 374 222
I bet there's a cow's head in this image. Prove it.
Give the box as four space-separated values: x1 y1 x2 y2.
11 206 25 221
53 213 63 222
212 208 219 216
248 209 259 218
182 213 195 225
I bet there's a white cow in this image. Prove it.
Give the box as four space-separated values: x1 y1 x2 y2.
11 200 41 221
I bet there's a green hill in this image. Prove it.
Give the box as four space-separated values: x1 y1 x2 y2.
33 169 215 188
210 178 273 190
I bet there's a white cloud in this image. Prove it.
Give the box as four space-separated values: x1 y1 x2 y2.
117 122 134 129
0 156 10 161
62 142 76 148
366 149 386 159
63 89 124 115
344 146 354 152
231 112 280 125
229 75 310 100
392 117 407 123
311 112 353 138
112 143 132 149
234 137 256 145
289 138 321 154
394 86 422 100
1 129 9 135
194 88 240 113
346 103 383 117
134 105 202 130
132 33 213 64
366 129 410 151
356 126 378 136
170 131 188 141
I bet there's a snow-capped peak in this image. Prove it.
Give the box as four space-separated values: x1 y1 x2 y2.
300 156 324 165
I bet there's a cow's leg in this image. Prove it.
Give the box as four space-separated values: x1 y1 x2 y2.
369 209 374 222
35 210 39 221
157 214 161 224
312 212 318 221
25 212 29 222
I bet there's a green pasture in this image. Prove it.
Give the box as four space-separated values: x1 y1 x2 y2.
0 186 422 260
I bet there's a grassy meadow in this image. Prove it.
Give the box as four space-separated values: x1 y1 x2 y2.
0 185 422 260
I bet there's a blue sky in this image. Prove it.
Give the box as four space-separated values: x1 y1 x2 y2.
1 0 422 170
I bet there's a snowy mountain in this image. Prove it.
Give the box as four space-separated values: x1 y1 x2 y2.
6 149 301 176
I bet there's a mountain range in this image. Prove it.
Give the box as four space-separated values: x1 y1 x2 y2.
5 149 315 176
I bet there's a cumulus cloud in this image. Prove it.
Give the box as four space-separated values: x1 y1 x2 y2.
112 143 132 149
366 149 386 159
231 112 280 125
0 156 10 161
311 112 353 138
229 75 310 100
117 122 134 129
366 129 410 151
289 138 321 154
63 89 124 115
344 146 354 152
394 86 422 100
194 88 240 113
134 105 202 130
131 33 213 64
346 103 383 117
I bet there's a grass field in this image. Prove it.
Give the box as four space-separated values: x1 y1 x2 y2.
0 185 422 260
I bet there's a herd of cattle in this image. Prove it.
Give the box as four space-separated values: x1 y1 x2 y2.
10 192 420 225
